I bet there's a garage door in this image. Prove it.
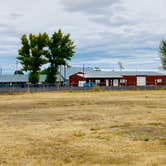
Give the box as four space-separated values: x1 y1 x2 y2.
78 81 86 87
113 79 119 87
137 77 146 86
106 79 109 87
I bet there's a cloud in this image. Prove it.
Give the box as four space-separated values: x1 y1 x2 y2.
61 0 121 14
0 0 166 73
10 12 22 19
60 0 128 27
72 51 161 70
91 15 136 27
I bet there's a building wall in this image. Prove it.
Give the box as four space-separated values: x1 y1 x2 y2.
121 76 136 86
69 72 166 87
146 76 166 86
120 75 166 86
69 72 86 87
86 78 113 86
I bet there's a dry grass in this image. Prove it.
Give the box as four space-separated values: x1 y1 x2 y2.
0 90 166 166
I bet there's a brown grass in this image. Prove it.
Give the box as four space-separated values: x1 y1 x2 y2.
0 90 166 166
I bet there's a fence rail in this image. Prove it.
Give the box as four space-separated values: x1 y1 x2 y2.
0 84 166 94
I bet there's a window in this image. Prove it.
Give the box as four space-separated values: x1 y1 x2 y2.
157 79 162 83
95 80 100 84
137 77 146 86
78 81 86 87
120 79 126 83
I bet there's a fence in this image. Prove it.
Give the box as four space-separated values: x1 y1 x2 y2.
0 83 166 94
0 84 56 94
0 84 92 94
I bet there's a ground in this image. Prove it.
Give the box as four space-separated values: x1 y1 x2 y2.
0 90 165 166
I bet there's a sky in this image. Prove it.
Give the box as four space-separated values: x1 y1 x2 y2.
0 0 166 74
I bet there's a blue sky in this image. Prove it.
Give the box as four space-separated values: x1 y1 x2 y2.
0 0 166 74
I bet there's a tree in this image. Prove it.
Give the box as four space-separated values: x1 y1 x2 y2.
40 68 48 75
14 70 24 75
45 30 75 84
160 40 166 70
17 33 49 84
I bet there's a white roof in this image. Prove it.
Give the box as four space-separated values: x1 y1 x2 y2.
0 74 66 83
58 67 94 79
82 71 166 78
0 75 46 83
83 71 122 78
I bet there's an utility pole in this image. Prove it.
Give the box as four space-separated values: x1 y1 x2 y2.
112 64 115 72
16 60 18 71
0 66 2 75
60 65 62 87
83 64 85 77
64 65 67 86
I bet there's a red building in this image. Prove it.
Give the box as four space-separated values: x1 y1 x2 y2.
69 71 166 87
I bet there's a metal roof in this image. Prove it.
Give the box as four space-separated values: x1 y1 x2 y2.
0 67 93 83
83 71 122 78
83 71 166 78
59 67 94 80
113 71 166 76
0 75 46 83
0 74 66 83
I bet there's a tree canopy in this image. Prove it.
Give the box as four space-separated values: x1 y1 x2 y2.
17 30 75 84
46 30 75 83
14 70 24 75
18 33 49 83
160 40 166 70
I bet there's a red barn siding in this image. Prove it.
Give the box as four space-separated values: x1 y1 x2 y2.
122 75 166 86
69 72 166 87
146 76 166 86
122 76 137 86
69 72 86 87
87 78 111 86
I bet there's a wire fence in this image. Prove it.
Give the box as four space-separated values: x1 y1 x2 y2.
0 83 166 94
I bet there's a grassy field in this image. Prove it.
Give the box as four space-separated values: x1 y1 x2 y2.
0 90 165 166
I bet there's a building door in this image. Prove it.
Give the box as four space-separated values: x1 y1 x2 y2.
106 79 109 87
137 77 146 86
78 81 86 87
113 79 119 87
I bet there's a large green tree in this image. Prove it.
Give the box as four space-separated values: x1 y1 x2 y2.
45 30 75 83
17 33 49 84
160 40 166 70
